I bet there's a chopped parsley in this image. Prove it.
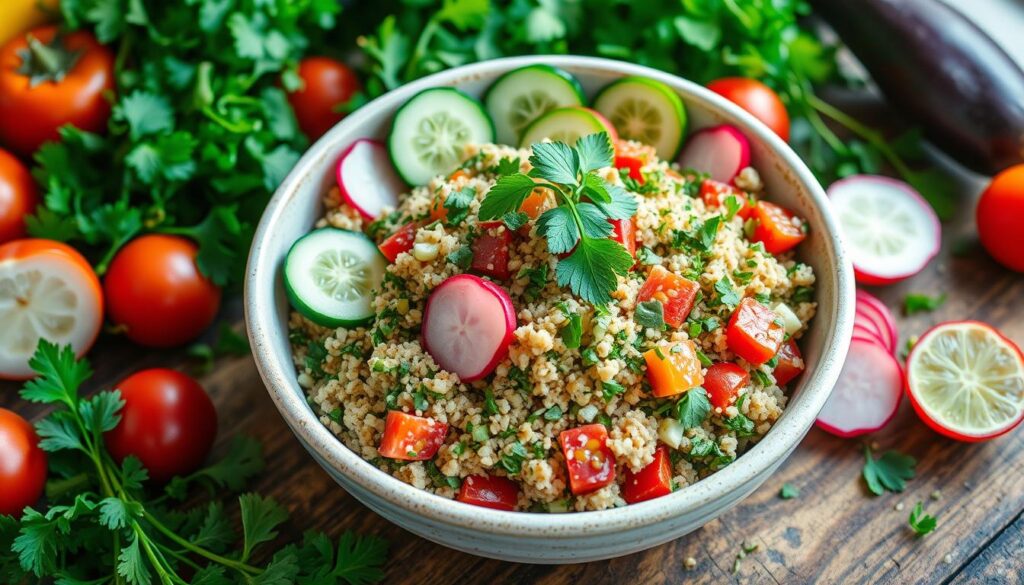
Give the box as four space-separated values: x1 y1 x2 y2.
636 246 662 265
862 446 917 496
903 293 947 315
779 483 800 499
713 278 741 308
560 311 583 349
446 245 473 269
482 389 499 416
635 300 665 329
675 387 711 428
601 380 626 402
908 502 937 536
543 405 563 421
442 186 476 225
689 436 723 458
501 210 530 231
518 263 550 301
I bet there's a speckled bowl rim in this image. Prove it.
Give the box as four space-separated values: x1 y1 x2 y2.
245 55 855 538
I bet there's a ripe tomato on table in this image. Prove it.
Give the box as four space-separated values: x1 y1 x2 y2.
0 147 39 243
976 164 1024 272
0 408 48 516
0 25 114 157
705 77 790 142
105 369 218 483
103 235 221 348
287 57 361 141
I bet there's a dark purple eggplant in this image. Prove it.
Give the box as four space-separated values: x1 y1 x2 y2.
812 0 1024 175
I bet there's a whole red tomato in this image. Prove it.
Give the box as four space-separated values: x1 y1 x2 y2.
287 56 360 141
706 77 790 142
105 369 218 483
0 408 47 516
104 234 221 347
976 164 1024 272
0 148 38 243
0 25 114 157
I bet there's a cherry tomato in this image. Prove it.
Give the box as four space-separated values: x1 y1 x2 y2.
457 474 519 510
700 179 753 220
105 369 217 483
751 201 807 255
614 155 645 183
706 77 790 142
558 424 616 495
772 340 805 386
727 298 785 366
0 148 38 243
104 235 221 348
976 164 1024 272
610 217 637 259
378 411 448 461
378 222 417 263
287 57 361 141
637 265 699 328
702 362 750 409
0 26 114 157
622 445 672 504
643 341 704 398
0 408 47 516
471 221 512 279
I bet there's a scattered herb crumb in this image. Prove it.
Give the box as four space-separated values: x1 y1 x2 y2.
779 483 800 499
684 556 697 570
904 293 947 315
908 502 938 536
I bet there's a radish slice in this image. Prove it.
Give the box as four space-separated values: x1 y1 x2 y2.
853 321 889 350
855 289 898 352
422 275 516 382
816 337 904 437
906 321 1024 442
828 176 941 285
675 125 750 184
336 139 405 220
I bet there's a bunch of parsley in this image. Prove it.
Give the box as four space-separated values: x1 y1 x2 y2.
0 341 387 584
26 0 340 285
352 0 954 217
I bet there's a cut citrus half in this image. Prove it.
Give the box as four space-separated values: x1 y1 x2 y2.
0 239 103 379
906 321 1024 442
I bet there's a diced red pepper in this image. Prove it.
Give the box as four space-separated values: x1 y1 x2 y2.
726 297 785 366
637 265 699 328
610 218 637 258
559 424 616 495
378 222 418 262
622 445 673 504
457 474 519 511
614 155 645 183
470 221 512 279
643 341 704 398
700 179 753 219
750 201 806 254
378 411 448 461
772 339 804 386
519 190 549 220
702 362 750 409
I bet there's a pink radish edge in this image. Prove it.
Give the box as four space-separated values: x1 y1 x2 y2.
421 275 517 382
816 338 904 438
335 139 403 221
675 124 750 184
855 290 899 350
573 106 619 144
854 306 895 352
829 175 941 284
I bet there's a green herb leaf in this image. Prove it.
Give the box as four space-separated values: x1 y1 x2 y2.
576 202 614 239
479 173 539 220
536 206 580 254
544 405 563 421
555 237 632 305
714 279 741 308
676 387 711 429
779 483 800 499
903 293 946 315
560 313 583 349
689 436 722 458
116 533 152 585
501 211 529 231
576 132 614 172
443 186 476 225
908 502 937 537
529 141 579 186
239 494 289 562
863 446 917 496
636 246 662 266
446 245 473 270
635 300 665 329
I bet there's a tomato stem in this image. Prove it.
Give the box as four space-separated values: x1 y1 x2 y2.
16 34 83 86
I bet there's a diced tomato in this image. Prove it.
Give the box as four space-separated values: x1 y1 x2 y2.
751 201 806 254
378 411 448 461
427 197 447 223
519 190 549 220
471 221 512 279
614 155 645 183
449 168 470 181
622 445 673 504
702 362 750 409
700 179 753 219
772 339 804 386
726 297 785 366
559 424 616 495
637 265 699 328
378 222 418 262
610 218 637 258
457 474 519 511
643 341 704 398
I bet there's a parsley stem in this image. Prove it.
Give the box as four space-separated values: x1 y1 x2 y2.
807 93 913 178
134 523 179 585
142 511 261 575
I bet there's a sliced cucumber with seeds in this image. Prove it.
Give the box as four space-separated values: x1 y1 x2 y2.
484 65 585 145
593 76 687 159
284 228 387 328
388 87 495 186
518 106 617 148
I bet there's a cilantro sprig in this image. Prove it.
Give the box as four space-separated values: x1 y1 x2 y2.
480 133 637 305
3 341 387 584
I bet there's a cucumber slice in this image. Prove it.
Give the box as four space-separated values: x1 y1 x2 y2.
284 228 387 328
484 65 585 145
518 106 617 148
593 76 687 159
388 88 495 186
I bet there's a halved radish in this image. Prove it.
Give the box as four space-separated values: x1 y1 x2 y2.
675 125 750 184
816 337 904 437
518 106 618 149
906 321 1024 442
422 274 516 382
853 321 889 350
827 176 941 285
336 139 405 220
0 239 103 380
855 289 898 352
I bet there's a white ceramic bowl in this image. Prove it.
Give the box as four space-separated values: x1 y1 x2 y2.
244 55 855 564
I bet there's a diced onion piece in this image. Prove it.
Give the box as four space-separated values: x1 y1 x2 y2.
658 418 685 449
772 302 802 335
578 404 599 422
412 242 439 262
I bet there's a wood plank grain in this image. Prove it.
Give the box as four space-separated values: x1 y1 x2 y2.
949 512 1024 585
